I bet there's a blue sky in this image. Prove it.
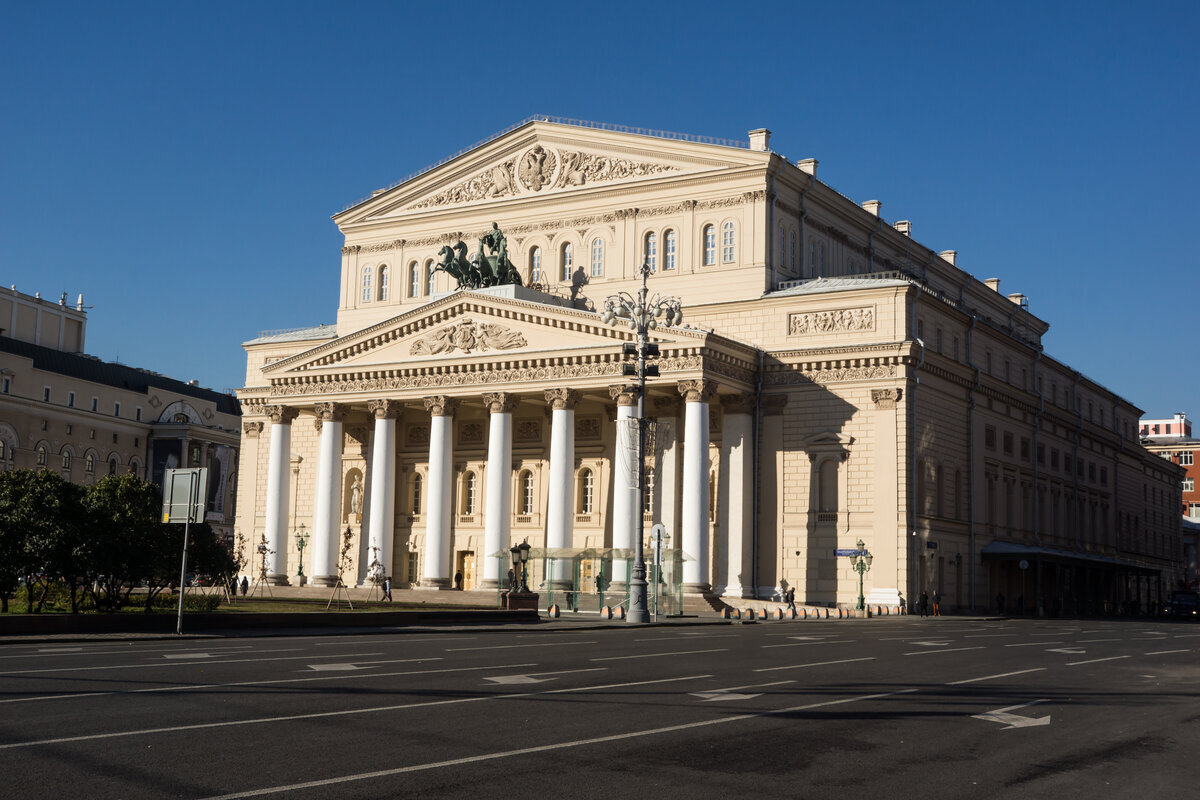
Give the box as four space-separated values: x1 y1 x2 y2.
2 1 1196 417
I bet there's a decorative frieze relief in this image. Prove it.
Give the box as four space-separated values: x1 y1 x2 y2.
459 422 485 446
406 424 430 446
765 365 898 386
271 362 626 395
576 416 601 440
410 318 527 356
788 307 875 336
515 419 542 442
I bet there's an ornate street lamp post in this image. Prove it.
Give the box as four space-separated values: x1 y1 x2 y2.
847 539 873 612
509 539 531 594
601 262 683 624
295 524 308 578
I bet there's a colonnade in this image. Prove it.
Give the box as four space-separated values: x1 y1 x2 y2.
257 378 759 597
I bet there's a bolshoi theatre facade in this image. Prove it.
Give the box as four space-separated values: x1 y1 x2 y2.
234 117 1182 613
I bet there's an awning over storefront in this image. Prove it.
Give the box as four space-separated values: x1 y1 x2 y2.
981 541 1160 576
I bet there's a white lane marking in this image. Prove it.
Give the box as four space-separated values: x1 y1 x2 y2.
307 664 365 671
690 679 794 700
1046 647 1086 654
947 668 1045 685
1173 634 1200 639
37 648 83 653
907 640 952 647
1077 638 1120 643
590 649 726 662
760 640 854 649
1131 637 1169 641
1029 632 1072 637
0 651 374 676
447 641 597 652
634 635 734 642
1066 656 1130 666
164 653 214 659
483 668 605 685
313 637 477 645
753 657 875 673
0 645 263 661
902 647 984 656
1079 629 1111 634
1145 649 1190 656
199 688 918 799
0 674 711 751
972 699 1051 729
1006 641 1063 647
0 659 478 705
964 634 1016 638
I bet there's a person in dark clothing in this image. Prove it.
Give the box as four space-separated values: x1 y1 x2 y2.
785 586 796 613
919 590 930 617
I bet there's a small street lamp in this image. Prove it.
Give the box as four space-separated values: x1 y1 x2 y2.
846 539 873 612
510 539 531 594
600 262 682 624
295 523 308 577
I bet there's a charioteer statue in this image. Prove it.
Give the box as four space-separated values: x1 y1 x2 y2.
433 222 523 290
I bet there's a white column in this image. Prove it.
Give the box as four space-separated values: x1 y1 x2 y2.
420 396 458 590
482 392 518 590
718 395 755 598
679 380 715 593
545 388 581 589
653 396 682 550
310 402 346 587
867 388 904 606
609 386 639 585
367 399 400 583
263 406 298 583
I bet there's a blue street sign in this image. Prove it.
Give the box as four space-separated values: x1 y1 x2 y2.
834 548 858 556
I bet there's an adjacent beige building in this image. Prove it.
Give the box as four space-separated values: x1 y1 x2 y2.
235 117 1182 612
0 287 242 542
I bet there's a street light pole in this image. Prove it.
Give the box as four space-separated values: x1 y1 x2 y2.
601 263 683 624
847 538 873 612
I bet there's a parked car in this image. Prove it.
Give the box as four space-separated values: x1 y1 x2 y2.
1164 591 1199 619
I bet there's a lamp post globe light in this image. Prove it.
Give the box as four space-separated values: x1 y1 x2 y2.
295 523 308 577
601 262 683 624
847 539 873 612
509 539 531 594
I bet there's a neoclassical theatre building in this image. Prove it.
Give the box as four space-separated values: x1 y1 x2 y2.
235 117 1182 613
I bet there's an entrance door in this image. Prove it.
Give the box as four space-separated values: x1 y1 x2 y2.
460 552 475 591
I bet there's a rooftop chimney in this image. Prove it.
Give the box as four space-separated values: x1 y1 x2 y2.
940 250 958 266
984 277 1001 292
893 220 911 236
796 158 818 175
861 200 881 216
1007 292 1028 309
748 128 771 152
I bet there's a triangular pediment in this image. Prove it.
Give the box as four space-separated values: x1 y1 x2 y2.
335 119 768 225
262 290 706 379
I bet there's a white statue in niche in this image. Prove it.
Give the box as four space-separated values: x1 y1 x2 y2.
349 475 363 517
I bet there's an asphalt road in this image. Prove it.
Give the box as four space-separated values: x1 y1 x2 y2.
1 617 1197 799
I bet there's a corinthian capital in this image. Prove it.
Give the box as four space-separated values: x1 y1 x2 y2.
423 395 460 417
367 399 402 420
677 379 716 404
608 385 639 407
544 388 582 411
242 421 264 437
483 392 520 414
263 405 299 424
313 402 347 422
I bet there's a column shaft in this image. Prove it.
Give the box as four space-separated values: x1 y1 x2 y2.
611 400 638 584
311 414 344 586
679 381 714 593
264 419 292 582
367 410 398 581
420 397 457 590
718 409 754 598
545 388 580 590
482 393 518 590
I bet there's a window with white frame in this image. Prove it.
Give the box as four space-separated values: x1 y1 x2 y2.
643 467 654 514
1190 502 1200 519
644 232 657 270
85 453 95 473
578 468 594 514
361 267 373 302
560 242 573 281
463 471 477 515
36 446 47 466
590 238 604 277
425 260 435 294
664 230 677 270
409 262 420 298
1182 451 1195 466
721 222 736 263
378 265 389 301
1184 478 1194 492
61 451 71 469
703 224 716 266
67 392 75 407
520 470 534 515
108 458 117 475
113 402 120 417
412 473 422 515
530 247 542 283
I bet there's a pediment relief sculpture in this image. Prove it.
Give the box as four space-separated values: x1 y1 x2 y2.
409 318 527 356
408 146 679 209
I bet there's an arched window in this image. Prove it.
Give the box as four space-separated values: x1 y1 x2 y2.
60 450 71 470
590 238 604 277
412 473 423 515
560 242 573 282
425 260 435 295
36 445 47 466
377 265 389 301
721 222 736 263
644 232 657 271
703 224 716 266
85 453 95 473
578 468 594 514
664 230 677 271
463 471 478 515
519 470 534 515
409 261 420 298
361 267 373 303
530 247 542 283
108 457 118 475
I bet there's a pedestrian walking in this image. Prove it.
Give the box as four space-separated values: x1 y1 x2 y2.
240 576 248 596
919 590 929 617
932 591 942 616
785 586 796 613
382 576 393 602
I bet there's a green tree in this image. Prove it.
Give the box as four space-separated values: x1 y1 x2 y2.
0 469 84 613
84 474 170 612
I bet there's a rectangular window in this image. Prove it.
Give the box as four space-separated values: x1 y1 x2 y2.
112 433 118 444
953 338 959 361
135 407 142 421
1037 444 1045 464
1064 454 1072 473
1002 432 1013 456
1100 467 1107 485
91 397 98 412
43 386 51 402
935 328 943 353
1189 503 1200 519
67 392 75 407
1051 449 1059 469
113 402 120 417
916 319 924 339
984 426 996 450
1182 451 1194 466
1 377 9 393
1020 437 1030 461
1182 478 1192 492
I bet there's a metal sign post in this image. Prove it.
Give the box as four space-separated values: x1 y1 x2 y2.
162 468 208 635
